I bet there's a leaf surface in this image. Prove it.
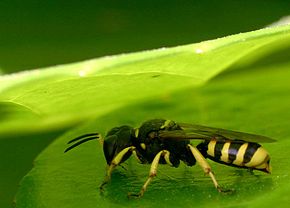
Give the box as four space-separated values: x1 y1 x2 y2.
14 25 290 207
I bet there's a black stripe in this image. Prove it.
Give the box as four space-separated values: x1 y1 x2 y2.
214 141 224 160
196 141 209 157
228 142 243 163
243 142 261 163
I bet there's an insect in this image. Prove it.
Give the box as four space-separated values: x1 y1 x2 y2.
64 119 275 197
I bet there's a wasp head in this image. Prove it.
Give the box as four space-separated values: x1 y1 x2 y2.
103 125 135 165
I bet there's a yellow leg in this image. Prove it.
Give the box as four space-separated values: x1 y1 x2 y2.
187 144 230 193
100 146 136 191
128 150 171 198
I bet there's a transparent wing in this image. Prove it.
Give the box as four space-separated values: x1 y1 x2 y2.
158 123 276 143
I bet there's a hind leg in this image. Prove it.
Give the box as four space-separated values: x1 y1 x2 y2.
187 144 232 193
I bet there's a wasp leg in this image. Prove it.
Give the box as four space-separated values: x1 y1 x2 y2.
128 150 171 198
100 146 136 192
187 144 231 193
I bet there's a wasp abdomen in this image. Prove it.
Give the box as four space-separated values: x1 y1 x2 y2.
198 140 271 173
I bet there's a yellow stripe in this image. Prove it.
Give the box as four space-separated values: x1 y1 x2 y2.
220 142 230 163
245 147 269 168
233 143 248 166
160 120 172 129
140 143 146 150
207 140 216 157
134 128 139 138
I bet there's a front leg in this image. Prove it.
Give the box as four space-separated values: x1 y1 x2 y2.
100 146 136 191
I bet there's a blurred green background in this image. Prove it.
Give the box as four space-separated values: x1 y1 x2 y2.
1 0 290 207
1 0 290 74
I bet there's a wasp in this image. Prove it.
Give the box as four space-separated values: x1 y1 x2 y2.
65 119 275 197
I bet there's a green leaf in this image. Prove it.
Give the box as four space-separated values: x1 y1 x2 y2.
15 63 290 207
1 25 290 137
15 25 290 207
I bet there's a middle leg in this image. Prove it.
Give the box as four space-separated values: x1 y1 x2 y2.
128 150 171 198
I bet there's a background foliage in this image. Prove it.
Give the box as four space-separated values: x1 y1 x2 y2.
1 1 290 208
1 0 290 73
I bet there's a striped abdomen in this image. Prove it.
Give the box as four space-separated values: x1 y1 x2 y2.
197 140 271 173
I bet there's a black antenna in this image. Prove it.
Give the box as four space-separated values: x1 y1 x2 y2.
64 134 99 153
67 133 99 144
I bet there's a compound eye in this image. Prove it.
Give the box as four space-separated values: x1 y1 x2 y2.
140 143 146 150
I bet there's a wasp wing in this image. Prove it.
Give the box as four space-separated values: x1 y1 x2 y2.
158 123 276 143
